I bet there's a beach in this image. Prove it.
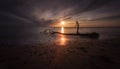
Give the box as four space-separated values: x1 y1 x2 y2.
0 0 120 68
0 36 120 69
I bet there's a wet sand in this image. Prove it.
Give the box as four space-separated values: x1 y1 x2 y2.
0 38 120 69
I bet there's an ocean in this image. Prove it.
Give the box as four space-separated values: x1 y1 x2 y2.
0 27 120 45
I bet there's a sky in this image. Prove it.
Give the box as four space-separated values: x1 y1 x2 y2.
0 0 120 27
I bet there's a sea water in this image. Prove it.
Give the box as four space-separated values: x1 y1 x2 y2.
0 27 120 45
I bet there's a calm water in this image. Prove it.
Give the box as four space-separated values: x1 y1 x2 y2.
0 27 120 45
54 27 120 39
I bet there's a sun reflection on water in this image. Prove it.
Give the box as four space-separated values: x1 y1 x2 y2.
61 27 64 33
59 21 66 45
60 35 66 46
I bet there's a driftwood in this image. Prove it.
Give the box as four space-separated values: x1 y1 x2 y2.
43 21 99 39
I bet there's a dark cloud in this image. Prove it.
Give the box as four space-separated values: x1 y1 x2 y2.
91 15 120 21
71 0 113 15
0 0 120 26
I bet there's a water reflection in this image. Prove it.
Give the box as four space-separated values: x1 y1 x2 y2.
60 35 66 45
61 27 64 33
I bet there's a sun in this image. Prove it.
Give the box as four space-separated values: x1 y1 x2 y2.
61 21 65 25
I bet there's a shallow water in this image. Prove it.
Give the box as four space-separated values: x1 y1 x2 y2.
0 27 120 45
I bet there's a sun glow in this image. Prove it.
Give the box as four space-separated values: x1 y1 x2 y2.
61 21 65 25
